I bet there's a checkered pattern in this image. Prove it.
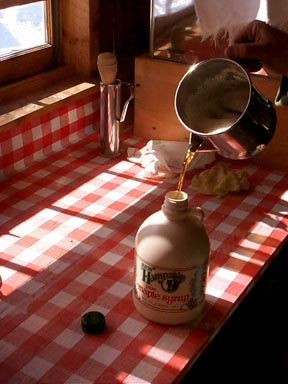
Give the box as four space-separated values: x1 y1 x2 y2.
0 92 100 179
0 135 287 383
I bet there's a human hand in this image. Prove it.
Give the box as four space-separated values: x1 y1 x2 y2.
225 20 288 76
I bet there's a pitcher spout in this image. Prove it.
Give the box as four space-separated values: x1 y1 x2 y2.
188 133 217 153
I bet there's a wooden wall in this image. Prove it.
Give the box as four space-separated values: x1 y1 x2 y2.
61 0 99 77
99 0 150 83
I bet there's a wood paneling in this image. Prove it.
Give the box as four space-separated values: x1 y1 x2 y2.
114 0 150 81
61 0 97 77
134 55 189 141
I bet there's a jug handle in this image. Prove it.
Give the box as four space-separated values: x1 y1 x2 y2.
190 206 205 222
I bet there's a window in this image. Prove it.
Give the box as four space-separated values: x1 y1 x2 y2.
0 0 59 86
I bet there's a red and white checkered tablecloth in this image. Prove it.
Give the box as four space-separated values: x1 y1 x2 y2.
0 134 287 383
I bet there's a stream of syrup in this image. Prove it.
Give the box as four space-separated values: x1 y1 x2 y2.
176 147 197 196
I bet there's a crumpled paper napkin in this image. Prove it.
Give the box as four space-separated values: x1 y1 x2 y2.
191 163 250 198
127 140 215 178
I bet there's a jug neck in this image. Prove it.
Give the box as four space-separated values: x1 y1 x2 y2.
162 190 188 220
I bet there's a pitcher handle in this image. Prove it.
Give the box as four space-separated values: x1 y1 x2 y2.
119 82 134 123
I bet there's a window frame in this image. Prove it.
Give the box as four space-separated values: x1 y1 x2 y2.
0 0 59 86
0 1 100 112
0 0 149 131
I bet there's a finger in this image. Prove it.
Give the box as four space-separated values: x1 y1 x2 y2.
225 43 264 61
229 20 266 44
225 44 263 72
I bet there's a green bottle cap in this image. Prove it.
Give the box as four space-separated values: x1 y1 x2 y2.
81 311 106 334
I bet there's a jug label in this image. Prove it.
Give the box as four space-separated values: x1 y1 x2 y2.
134 254 208 312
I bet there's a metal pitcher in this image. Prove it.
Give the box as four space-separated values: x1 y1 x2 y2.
100 80 134 157
175 58 277 159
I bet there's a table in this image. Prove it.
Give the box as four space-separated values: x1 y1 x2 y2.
1 133 287 383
